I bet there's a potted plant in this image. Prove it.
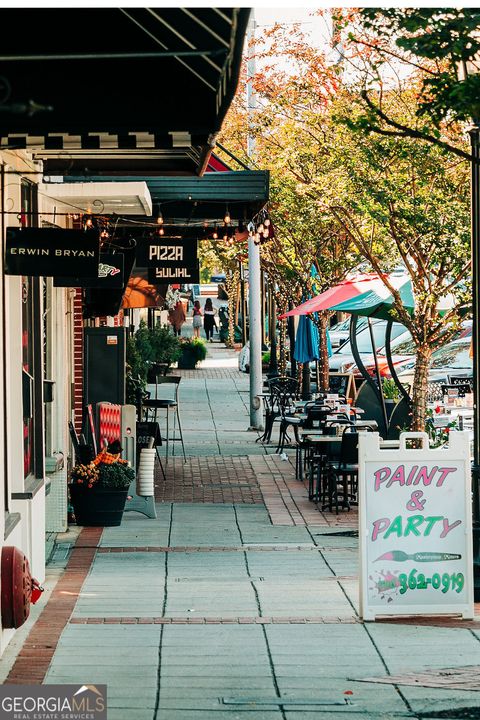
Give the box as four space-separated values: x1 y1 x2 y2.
69 443 135 527
147 325 181 381
126 321 182 401
262 351 270 371
382 377 401 419
177 337 207 369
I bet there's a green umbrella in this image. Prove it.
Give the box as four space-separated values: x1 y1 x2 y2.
330 275 457 319
330 276 415 319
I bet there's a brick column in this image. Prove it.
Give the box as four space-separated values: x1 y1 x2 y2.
72 290 84 435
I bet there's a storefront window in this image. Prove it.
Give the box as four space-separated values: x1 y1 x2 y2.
20 179 40 479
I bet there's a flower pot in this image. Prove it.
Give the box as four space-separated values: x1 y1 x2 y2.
69 484 128 527
384 398 399 421
177 352 198 369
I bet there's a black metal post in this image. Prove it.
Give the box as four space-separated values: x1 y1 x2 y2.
301 362 311 401
268 285 279 378
470 125 480 600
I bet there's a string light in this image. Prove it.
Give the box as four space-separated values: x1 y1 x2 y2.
158 226 165 236
224 207 231 225
156 208 164 225
212 225 218 240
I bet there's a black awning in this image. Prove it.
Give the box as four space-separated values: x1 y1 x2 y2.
0 8 250 174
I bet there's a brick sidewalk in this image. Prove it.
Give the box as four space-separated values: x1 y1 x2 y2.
154 453 358 529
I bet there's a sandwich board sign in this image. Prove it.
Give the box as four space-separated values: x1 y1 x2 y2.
359 431 473 620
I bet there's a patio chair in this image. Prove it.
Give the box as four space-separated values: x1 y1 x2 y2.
323 425 375 514
257 376 299 445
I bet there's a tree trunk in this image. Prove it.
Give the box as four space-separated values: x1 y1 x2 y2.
411 345 433 432
276 293 288 376
318 311 330 392
225 271 239 348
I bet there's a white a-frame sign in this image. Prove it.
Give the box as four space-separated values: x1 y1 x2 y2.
359 432 473 621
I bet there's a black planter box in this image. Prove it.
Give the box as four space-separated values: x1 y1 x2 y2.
69 484 128 527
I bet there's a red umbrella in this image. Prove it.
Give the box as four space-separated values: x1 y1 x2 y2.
278 274 387 319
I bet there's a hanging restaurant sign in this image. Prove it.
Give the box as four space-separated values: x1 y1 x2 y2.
5 228 99 277
136 238 198 268
148 263 200 284
54 253 124 288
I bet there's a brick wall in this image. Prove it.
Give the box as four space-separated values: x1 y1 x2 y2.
73 290 83 435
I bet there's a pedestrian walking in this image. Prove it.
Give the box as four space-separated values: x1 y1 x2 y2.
168 300 186 337
192 300 203 338
203 297 218 342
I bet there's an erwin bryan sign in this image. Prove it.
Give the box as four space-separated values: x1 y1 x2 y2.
359 431 473 620
5 227 99 277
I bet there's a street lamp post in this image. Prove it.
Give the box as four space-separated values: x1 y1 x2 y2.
470 123 480 599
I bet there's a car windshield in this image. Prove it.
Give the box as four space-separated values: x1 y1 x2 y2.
430 342 471 370
379 322 472 358
330 316 366 335
334 321 405 354
388 334 415 355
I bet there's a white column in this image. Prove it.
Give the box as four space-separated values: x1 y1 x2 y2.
248 235 263 429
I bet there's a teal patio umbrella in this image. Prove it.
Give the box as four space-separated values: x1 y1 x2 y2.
330 275 458 319
330 276 415 319
293 314 320 364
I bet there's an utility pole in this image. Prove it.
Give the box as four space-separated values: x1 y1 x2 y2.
247 11 263 429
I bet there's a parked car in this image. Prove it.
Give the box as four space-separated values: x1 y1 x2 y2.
328 320 407 374
396 338 472 388
346 320 472 379
329 317 366 349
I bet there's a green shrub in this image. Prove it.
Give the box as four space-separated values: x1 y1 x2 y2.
126 320 181 402
178 338 207 367
97 462 135 490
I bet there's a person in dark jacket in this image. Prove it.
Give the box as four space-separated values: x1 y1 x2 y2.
203 298 217 342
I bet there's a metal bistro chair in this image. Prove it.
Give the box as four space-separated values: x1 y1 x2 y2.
324 425 375 514
294 403 335 482
143 375 186 463
307 417 352 502
257 376 299 445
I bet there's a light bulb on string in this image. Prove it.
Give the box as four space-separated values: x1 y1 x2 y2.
224 207 231 225
156 206 164 225
158 226 165 236
213 225 218 240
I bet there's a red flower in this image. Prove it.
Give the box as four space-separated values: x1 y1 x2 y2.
434 406 442 414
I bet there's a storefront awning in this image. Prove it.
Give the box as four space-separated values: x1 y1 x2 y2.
0 8 250 174
45 171 270 225
40 181 152 216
